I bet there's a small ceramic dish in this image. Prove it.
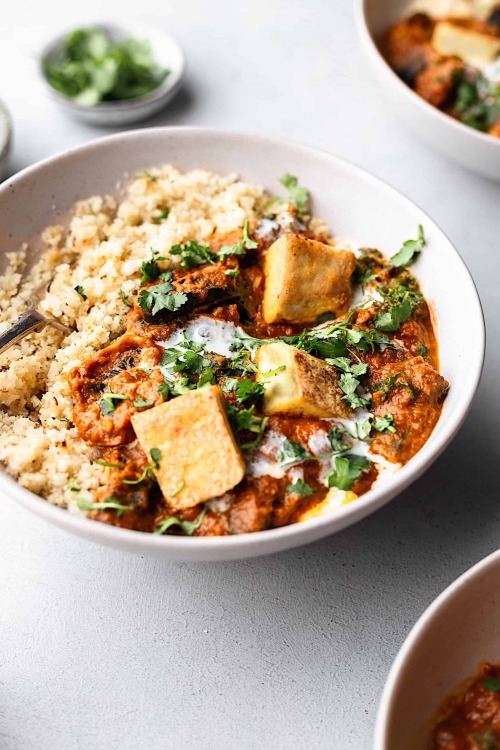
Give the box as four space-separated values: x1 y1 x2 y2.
356 0 500 181
375 549 500 749
0 128 485 561
0 99 12 180
39 23 185 127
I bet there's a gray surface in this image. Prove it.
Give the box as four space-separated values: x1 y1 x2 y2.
0 1 499 748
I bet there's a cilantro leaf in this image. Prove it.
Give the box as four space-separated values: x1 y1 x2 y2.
286 479 313 497
327 455 371 491
138 279 188 317
227 404 268 450
170 240 218 269
150 448 162 469
483 679 500 693
77 496 131 517
218 220 258 257
154 506 207 536
132 396 154 409
154 208 170 224
197 367 216 388
98 388 129 416
375 298 412 332
278 439 311 465
327 426 351 453
157 382 170 400
279 173 310 212
390 225 425 268
235 378 265 404
140 250 167 285
372 414 397 434
74 285 87 301
119 289 133 307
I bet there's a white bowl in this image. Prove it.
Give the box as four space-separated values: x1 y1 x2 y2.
0 99 12 180
40 23 185 127
356 0 500 181
375 549 500 749
0 128 485 561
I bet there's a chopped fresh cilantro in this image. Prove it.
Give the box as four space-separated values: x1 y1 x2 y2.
74 285 87 300
122 465 155 485
197 367 216 388
390 225 425 268
235 378 265 404
279 173 310 212
154 208 170 224
67 477 81 492
225 267 239 277
286 479 314 497
375 298 412 332
417 342 428 357
135 171 157 181
150 448 162 469
77 496 130 517
119 289 133 307
94 459 124 469
44 29 169 105
59 416 69 422
218 220 258 257
278 439 310 465
327 426 351 453
132 396 154 409
170 482 185 498
154 506 207 536
161 339 210 376
373 372 414 401
227 404 268 450
140 249 167 285
483 679 500 693
170 240 218 268
372 414 397 434
327 455 371 491
138 281 188 317
157 381 170 400
98 388 129 416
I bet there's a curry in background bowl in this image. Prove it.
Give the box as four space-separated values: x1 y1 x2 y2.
385 2 500 138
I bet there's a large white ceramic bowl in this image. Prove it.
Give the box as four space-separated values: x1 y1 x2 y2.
375 549 500 749
0 128 485 561
356 0 500 181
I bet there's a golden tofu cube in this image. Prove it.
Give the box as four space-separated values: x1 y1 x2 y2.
131 385 245 511
262 234 355 324
255 341 351 418
432 21 500 67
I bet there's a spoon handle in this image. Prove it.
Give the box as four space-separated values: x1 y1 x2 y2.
0 308 67 356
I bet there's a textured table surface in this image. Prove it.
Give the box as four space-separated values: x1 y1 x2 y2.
1 2 499 748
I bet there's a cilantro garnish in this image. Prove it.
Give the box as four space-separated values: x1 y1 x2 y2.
154 208 170 224
74 285 87 300
150 448 162 469
473 729 499 750
122 466 155 485
225 267 239 277
279 173 310 213
218 220 258 257
140 249 167 285
94 459 124 469
157 381 170 400
375 299 412 333
483 679 500 692
98 388 129 416
327 455 372 491
327 356 370 410
286 479 313 497
160 339 211 376
197 367 216 388
154 506 207 536
44 28 170 105
119 289 133 307
170 482 185 498
227 404 268 450
327 426 352 453
132 396 154 409
138 274 188 316
372 414 396 434
77 496 131 517
417 342 428 357
278 439 310 465
67 477 81 492
170 240 218 268
390 225 425 268
235 378 265 404
373 372 414 402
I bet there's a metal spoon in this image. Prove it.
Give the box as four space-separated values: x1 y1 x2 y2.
0 304 70 356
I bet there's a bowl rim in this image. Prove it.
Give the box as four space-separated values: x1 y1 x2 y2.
39 21 186 112
0 126 486 558
374 547 500 748
354 0 500 150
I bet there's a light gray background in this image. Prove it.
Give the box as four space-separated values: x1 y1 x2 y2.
0 2 499 748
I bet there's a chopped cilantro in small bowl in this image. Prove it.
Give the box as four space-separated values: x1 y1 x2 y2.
40 24 185 126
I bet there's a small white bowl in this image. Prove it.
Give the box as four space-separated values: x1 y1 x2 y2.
0 128 485 561
356 0 500 181
0 99 12 180
375 549 500 749
39 23 185 127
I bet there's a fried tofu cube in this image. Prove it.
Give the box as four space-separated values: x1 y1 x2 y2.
131 385 245 511
262 234 355 324
432 21 500 67
255 341 351 418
